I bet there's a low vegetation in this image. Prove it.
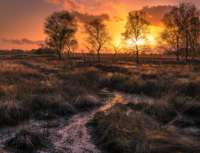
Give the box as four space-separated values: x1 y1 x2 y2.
4 128 44 150
0 58 200 152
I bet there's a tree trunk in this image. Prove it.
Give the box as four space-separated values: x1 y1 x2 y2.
68 50 70 60
192 50 195 61
55 48 58 59
82 50 85 63
185 31 188 64
90 53 95 62
98 51 100 63
177 39 179 63
136 45 139 66
112 54 116 63
58 51 61 60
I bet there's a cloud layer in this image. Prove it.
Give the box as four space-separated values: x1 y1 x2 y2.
1 38 44 45
71 10 111 22
140 5 173 26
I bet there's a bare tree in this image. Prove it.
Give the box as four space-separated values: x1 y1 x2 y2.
44 10 77 60
112 44 122 63
86 46 95 62
157 7 183 63
178 2 200 63
70 39 79 58
83 19 111 62
188 16 200 60
122 11 150 65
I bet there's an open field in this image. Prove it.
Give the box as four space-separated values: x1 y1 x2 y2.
0 56 200 153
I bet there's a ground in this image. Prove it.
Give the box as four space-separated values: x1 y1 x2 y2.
0 54 200 153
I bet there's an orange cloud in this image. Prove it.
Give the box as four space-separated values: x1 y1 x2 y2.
72 10 111 23
44 0 84 10
113 16 124 22
105 1 125 10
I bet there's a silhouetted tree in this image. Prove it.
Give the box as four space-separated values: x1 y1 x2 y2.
71 39 79 58
86 46 95 62
122 11 150 65
157 7 183 63
44 10 77 60
83 19 111 62
112 44 122 63
188 16 200 60
177 2 199 63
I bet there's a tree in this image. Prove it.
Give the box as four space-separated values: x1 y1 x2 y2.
122 11 150 65
177 2 200 63
112 44 122 63
44 10 77 60
188 16 200 60
71 39 79 58
157 7 183 63
83 19 111 62
86 46 96 62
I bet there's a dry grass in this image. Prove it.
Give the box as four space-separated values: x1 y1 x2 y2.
74 94 102 109
4 128 44 150
87 103 159 153
148 128 200 153
144 101 177 124
1 58 200 152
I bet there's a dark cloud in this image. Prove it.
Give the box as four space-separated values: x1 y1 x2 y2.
96 0 102 6
72 10 111 23
1 38 44 45
1 38 10 43
140 5 173 26
11 39 23 45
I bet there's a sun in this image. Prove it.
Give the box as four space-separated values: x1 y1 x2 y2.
136 39 145 45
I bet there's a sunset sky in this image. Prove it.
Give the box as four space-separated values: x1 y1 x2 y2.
1 0 200 53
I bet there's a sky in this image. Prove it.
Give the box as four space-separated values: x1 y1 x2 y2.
1 0 200 52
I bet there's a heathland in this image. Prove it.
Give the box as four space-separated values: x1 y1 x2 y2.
0 54 200 153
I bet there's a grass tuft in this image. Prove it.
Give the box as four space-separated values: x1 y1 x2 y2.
4 128 44 150
74 94 102 109
144 102 177 124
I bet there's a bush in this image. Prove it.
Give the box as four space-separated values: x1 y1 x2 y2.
182 102 200 117
182 82 200 97
4 128 44 150
74 94 102 109
87 104 158 153
0 103 30 126
29 95 51 111
144 102 177 124
126 102 149 111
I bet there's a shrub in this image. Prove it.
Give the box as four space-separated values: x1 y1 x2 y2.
182 102 200 117
182 82 200 97
29 95 51 112
87 104 158 153
54 102 76 115
144 102 177 124
126 102 149 111
74 94 102 109
4 128 44 150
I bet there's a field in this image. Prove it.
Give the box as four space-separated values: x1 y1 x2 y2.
0 54 200 153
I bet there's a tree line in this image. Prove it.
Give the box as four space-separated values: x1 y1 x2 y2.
43 1 200 64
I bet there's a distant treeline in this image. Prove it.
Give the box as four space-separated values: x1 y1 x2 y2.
0 49 36 55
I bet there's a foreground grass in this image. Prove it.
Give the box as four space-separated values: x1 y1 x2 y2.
88 102 200 153
0 58 200 152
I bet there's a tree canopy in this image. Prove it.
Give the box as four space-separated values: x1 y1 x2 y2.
122 11 150 65
83 18 111 62
44 10 77 60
